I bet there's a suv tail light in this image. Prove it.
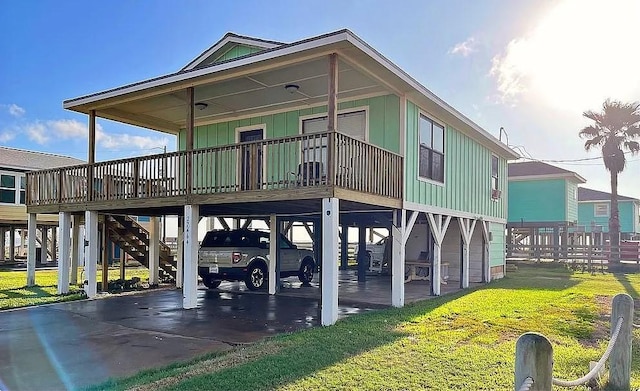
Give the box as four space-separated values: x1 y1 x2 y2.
232 252 242 264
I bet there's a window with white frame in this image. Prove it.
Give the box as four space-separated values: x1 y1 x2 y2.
491 155 499 191
418 114 445 183
594 203 609 217
0 174 17 204
19 176 25 204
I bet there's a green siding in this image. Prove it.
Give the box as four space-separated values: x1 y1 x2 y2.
566 181 578 222
490 222 505 267
508 179 567 223
405 100 507 220
578 200 639 233
178 95 400 189
179 94 400 152
212 44 263 64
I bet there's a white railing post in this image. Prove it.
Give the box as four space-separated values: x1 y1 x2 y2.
515 332 553 391
610 293 633 390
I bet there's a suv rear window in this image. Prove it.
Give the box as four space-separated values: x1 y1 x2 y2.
201 230 262 247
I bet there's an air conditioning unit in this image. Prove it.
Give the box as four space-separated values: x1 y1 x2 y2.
491 189 502 199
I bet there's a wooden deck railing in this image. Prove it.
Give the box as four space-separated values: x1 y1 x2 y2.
26 131 403 207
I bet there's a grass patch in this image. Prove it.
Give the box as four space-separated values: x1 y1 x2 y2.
0 268 149 310
90 263 640 391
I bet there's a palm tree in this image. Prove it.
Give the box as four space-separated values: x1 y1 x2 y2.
579 99 640 265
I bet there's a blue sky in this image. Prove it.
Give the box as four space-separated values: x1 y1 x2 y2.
1 0 638 197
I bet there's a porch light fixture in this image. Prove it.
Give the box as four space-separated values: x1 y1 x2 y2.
194 102 208 110
285 84 299 93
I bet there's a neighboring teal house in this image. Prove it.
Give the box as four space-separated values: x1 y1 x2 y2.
507 161 586 258
578 187 640 240
26 30 518 326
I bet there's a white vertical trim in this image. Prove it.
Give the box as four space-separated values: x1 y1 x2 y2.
57 212 71 294
399 95 406 157
321 197 339 326
149 217 160 285
481 220 491 283
391 209 405 308
84 210 98 298
183 205 199 309
176 217 184 288
27 213 37 287
269 214 277 295
70 215 80 285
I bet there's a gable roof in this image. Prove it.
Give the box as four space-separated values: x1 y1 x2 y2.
181 32 284 71
508 161 586 183
0 146 85 171
578 187 638 202
63 29 518 159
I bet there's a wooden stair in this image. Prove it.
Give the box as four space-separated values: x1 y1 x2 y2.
104 215 176 281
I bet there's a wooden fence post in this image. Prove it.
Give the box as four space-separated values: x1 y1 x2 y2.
609 293 633 390
515 332 553 391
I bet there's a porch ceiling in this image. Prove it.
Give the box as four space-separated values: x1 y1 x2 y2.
94 57 387 134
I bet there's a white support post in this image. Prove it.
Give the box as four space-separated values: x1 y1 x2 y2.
70 215 80 285
269 214 277 295
321 198 339 326
183 205 199 309
426 213 451 296
9 227 15 262
57 212 71 294
84 211 98 298
481 221 491 283
391 209 405 308
0 228 5 260
148 216 160 285
26 214 37 287
457 218 477 289
176 217 184 289
206 217 215 232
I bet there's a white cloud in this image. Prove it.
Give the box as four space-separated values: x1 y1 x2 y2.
7 104 25 117
448 37 477 57
47 119 92 138
490 0 640 110
0 131 15 143
25 122 49 144
17 118 168 152
46 118 168 151
97 132 169 151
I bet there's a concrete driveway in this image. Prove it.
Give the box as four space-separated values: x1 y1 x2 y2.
0 286 374 391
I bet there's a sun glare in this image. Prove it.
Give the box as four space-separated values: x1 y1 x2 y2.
492 0 640 112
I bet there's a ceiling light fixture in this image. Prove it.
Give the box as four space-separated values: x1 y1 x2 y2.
194 102 208 110
284 84 300 93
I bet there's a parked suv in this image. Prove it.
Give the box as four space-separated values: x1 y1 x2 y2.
198 229 316 290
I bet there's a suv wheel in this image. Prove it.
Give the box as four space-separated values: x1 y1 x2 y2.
298 259 315 284
202 275 222 289
245 263 267 290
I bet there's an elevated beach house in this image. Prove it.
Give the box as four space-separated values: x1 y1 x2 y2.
26 30 518 325
1 146 83 264
577 187 640 240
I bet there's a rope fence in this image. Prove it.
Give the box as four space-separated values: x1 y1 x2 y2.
515 293 634 391
552 317 623 387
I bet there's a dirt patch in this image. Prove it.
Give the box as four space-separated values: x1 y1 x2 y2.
574 296 611 349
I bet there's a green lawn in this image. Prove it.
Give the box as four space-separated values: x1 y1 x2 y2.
90 263 640 391
0 268 150 310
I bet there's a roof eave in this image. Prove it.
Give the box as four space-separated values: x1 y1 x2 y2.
63 29 519 157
